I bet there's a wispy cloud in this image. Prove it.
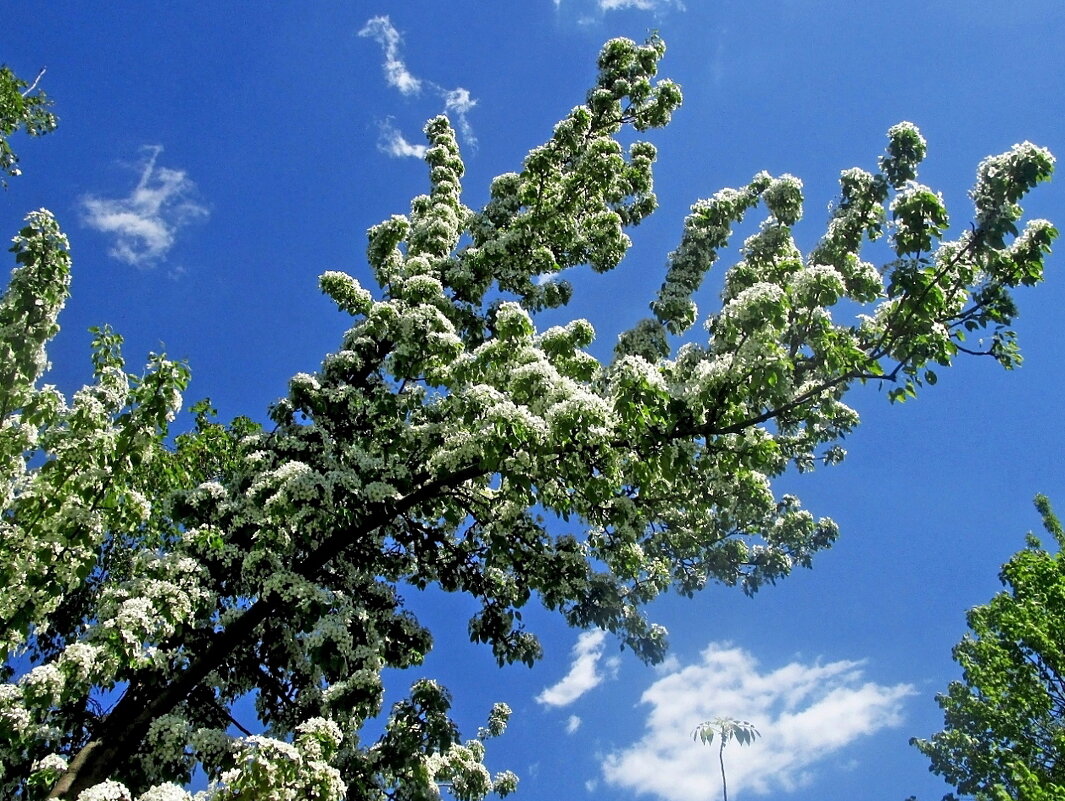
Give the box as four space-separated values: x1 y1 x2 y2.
81 145 208 267
566 715 583 734
536 631 619 707
555 0 685 13
358 16 421 96
376 118 427 159
599 0 685 9
443 87 478 150
359 16 479 155
602 643 915 800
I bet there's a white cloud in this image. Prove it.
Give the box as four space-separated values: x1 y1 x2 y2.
599 0 685 9
359 17 479 150
555 0 684 11
442 87 476 116
376 119 428 159
653 653 681 675
599 0 655 8
81 145 208 267
602 643 915 800
566 715 583 734
536 631 617 707
358 16 421 96
443 87 478 150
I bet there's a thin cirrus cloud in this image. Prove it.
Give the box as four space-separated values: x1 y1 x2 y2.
536 630 620 707
554 0 685 12
601 643 915 800
377 118 428 159
357 15 421 96
359 15 478 157
598 0 675 8
80 145 208 268
442 87 478 150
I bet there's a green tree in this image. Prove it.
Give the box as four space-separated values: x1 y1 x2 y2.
0 35 1057 800
912 496 1065 800
0 65 56 185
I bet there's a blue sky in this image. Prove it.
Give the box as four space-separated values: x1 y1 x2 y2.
4 2 1065 799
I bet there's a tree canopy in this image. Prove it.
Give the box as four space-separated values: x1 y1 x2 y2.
0 38 1057 800
912 496 1065 800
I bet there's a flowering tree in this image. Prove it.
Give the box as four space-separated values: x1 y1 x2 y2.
0 36 1057 800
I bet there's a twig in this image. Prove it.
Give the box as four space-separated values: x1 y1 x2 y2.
20 67 46 98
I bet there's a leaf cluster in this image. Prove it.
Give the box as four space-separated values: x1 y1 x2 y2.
0 66 56 186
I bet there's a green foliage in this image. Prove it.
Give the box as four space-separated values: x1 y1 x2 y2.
694 718 761 801
0 35 1056 801
0 66 56 186
912 496 1065 800
693 717 760 748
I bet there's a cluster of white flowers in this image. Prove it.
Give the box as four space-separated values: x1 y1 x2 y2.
762 174 804 225
425 742 493 801
544 390 613 445
33 753 69 773
0 210 71 403
837 166 879 199
187 481 228 517
394 304 462 363
0 682 31 736
208 731 345 801
92 365 131 413
250 460 319 511
109 597 155 649
319 271 373 316
76 779 133 801
789 264 847 308
18 662 64 705
135 783 195 801
321 667 385 714
611 354 668 394
718 281 786 332
971 142 1054 234
477 702 512 740
123 489 152 523
295 717 343 761
288 371 321 399
837 255 883 300
86 552 211 671
889 180 948 254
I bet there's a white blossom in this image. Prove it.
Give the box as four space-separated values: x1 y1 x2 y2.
76 780 133 801
19 663 65 704
135 784 193 801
